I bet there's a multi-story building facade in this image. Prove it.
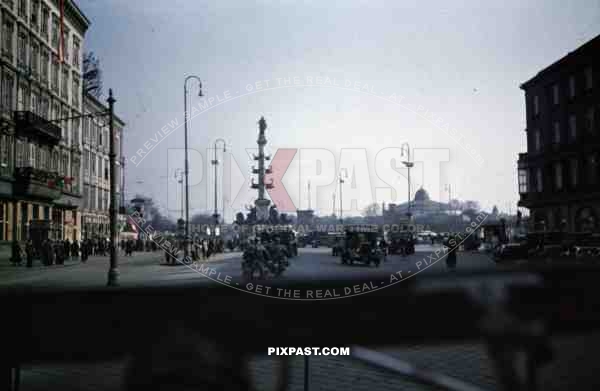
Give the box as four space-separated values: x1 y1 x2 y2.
81 92 123 239
518 34 599 232
0 0 89 250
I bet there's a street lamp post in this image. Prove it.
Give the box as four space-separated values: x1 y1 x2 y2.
175 169 184 220
445 184 452 231
339 169 348 223
211 139 227 236
401 143 413 218
107 89 119 287
183 76 203 259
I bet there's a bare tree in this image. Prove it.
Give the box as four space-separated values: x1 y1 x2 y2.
83 51 103 98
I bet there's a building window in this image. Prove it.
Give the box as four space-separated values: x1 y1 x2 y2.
534 129 541 151
569 75 576 99
52 102 59 121
40 95 49 119
18 0 27 19
45 146 51 170
51 56 59 91
15 139 24 167
62 27 69 62
61 68 69 99
72 116 80 145
62 106 69 143
518 168 528 193
51 14 59 49
72 77 79 107
536 168 543 192
17 84 28 111
51 150 58 172
553 121 560 144
586 108 595 132
585 67 593 90
30 41 39 77
72 158 80 193
0 134 10 171
40 49 49 84
552 84 559 105
554 162 563 190
1 73 14 112
34 144 41 169
83 117 89 143
533 95 539 116
30 0 39 30
62 154 68 176
83 150 89 177
588 155 598 185
17 31 27 68
569 114 577 140
72 38 80 68
30 91 39 114
39 147 46 170
2 17 14 60
27 143 35 167
41 5 49 38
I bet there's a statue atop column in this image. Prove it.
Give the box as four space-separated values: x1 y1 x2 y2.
251 116 273 222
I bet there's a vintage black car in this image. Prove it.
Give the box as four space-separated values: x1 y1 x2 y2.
388 231 416 255
341 228 383 267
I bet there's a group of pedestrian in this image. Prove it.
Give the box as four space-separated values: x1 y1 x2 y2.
195 238 224 260
11 238 84 267
163 238 225 265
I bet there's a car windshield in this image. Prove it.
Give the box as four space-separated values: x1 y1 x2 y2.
1 1 599 390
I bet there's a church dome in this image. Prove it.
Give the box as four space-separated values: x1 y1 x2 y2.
414 188 430 202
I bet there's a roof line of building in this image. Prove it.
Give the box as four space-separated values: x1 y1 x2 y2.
84 92 125 126
59 0 91 32
520 33 600 90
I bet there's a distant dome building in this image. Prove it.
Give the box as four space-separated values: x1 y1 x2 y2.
383 187 449 220
414 188 430 202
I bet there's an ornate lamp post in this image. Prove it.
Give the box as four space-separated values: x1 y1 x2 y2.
401 143 413 218
338 169 348 223
183 76 203 259
445 184 452 231
211 139 227 236
107 89 119 286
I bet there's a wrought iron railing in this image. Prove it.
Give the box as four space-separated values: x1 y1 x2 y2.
13 110 61 143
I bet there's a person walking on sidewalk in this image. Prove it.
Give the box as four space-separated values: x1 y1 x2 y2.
25 240 34 268
71 240 79 261
81 240 88 262
444 234 458 270
11 240 23 266
63 239 71 261
46 240 55 266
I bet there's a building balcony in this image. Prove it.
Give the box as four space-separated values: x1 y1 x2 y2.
14 111 61 145
13 166 62 200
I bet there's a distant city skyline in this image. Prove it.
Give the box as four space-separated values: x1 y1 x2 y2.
78 0 600 221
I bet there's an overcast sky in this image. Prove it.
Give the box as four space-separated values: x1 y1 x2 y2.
78 0 599 221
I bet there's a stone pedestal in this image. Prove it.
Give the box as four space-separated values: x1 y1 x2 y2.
255 199 270 222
